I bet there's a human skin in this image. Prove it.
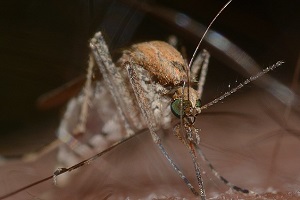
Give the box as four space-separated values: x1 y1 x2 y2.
0 87 299 200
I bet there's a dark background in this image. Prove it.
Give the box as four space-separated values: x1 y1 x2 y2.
0 0 299 156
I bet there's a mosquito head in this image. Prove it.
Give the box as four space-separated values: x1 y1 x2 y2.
171 87 202 119
177 0 232 120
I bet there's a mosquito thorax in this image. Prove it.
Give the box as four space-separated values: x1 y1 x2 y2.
119 41 187 86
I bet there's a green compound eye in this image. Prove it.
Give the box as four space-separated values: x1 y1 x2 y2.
171 99 202 118
196 99 202 108
171 99 183 118
171 99 192 118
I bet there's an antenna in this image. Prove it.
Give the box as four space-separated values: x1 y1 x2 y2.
184 0 233 113
188 0 232 69
200 61 284 111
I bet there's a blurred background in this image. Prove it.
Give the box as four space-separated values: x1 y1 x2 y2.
0 0 299 156
0 0 300 199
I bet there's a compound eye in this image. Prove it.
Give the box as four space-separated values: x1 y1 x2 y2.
171 99 182 118
195 99 202 108
171 99 191 118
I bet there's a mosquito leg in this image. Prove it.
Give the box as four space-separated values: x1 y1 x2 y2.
192 142 259 196
173 124 206 198
72 54 95 136
90 32 143 136
56 96 95 167
126 63 205 199
167 35 179 49
190 49 210 99
55 54 96 168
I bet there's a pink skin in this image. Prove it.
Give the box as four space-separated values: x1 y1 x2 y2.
0 87 299 200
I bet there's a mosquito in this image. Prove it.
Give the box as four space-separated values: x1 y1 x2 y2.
0 0 284 199
53 0 284 198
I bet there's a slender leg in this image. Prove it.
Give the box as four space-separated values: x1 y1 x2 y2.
191 62 284 197
173 124 206 198
56 73 127 169
190 49 210 99
56 96 94 173
72 54 95 136
193 143 257 195
126 63 205 199
90 32 144 136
